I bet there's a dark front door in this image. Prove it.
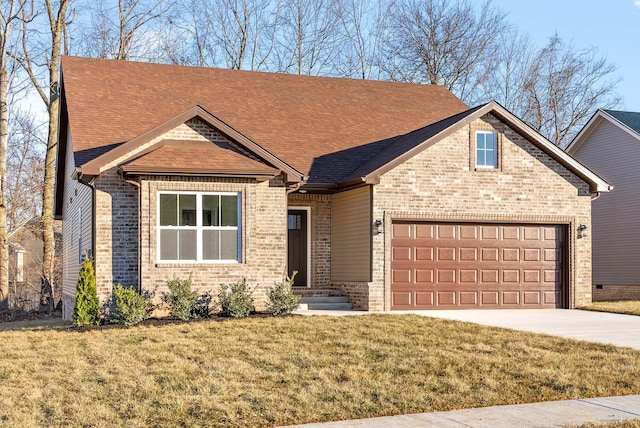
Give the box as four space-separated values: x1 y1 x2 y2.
288 209 308 286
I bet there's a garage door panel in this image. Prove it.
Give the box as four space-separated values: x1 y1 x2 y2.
502 291 520 305
459 291 477 305
393 246 412 261
524 248 541 261
482 248 498 261
391 221 566 310
438 292 456 305
481 270 499 283
415 224 434 239
415 247 434 261
523 291 541 305
481 292 499 305
415 269 434 284
460 248 478 261
415 292 434 306
437 270 456 283
392 292 411 308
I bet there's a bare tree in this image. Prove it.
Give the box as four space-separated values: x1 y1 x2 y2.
7 108 44 232
334 0 392 80
517 35 621 147
273 0 340 75
189 0 278 70
384 0 508 104
75 0 175 61
13 0 71 311
0 0 27 310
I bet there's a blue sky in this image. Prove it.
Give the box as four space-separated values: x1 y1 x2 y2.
490 0 640 112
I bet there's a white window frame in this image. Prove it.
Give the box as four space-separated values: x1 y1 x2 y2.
475 130 498 169
157 191 242 263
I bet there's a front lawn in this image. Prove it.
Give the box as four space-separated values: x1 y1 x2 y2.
1 314 640 427
580 301 640 316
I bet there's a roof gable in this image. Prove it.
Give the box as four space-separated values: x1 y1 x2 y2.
79 105 303 182
342 102 611 193
567 109 640 154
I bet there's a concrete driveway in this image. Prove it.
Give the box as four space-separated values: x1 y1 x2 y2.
395 309 640 350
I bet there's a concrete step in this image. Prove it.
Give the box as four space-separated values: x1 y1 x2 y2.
293 288 345 297
305 302 354 310
300 296 350 304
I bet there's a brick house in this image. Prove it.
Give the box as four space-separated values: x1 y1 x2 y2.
55 56 610 319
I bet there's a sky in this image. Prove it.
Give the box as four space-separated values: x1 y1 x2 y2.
490 0 640 112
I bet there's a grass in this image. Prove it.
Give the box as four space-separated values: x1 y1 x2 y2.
580 301 640 316
1 314 640 427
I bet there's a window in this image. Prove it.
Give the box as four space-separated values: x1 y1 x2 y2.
476 131 498 168
158 192 241 262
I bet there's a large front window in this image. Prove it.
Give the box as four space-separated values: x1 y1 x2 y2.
158 192 241 262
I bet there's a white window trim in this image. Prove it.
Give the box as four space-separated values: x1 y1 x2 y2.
475 130 498 169
157 191 242 264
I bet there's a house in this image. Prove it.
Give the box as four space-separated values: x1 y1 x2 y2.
567 109 640 301
8 217 62 310
55 56 610 320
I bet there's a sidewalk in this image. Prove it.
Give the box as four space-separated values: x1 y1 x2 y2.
281 395 640 427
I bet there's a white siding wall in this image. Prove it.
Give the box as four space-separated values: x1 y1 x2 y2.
572 119 640 285
61 130 93 320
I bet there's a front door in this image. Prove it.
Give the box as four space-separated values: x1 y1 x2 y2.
288 209 308 286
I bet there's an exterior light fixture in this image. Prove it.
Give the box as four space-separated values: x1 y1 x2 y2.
373 220 383 235
577 224 588 239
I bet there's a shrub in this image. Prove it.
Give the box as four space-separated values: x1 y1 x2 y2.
217 279 254 318
73 257 100 327
161 275 199 320
112 284 150 326
267 272 300 316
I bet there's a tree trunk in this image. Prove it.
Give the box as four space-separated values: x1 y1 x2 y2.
0 57 8 311
41 1 68 311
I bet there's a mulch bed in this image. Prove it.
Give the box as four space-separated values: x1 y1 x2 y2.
0 309 61 324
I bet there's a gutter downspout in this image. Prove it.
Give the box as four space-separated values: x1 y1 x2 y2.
77 176 96 266
124 177 142 294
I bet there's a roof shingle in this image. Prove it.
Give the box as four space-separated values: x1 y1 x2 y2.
604 110 640 135
61 56 468 184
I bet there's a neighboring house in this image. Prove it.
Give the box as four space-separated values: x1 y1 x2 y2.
55 56 610 320
8 217 62 310
567 109 640 301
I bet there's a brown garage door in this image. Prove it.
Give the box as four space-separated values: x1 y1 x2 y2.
391 222 567 309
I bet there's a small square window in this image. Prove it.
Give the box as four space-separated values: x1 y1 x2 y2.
476 131 497 168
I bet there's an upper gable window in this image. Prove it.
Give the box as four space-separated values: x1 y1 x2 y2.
475 131 498 168
158 191 241 263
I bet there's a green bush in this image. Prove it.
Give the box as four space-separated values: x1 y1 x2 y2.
267 272 300 316
217 279 254 318
161 275 199 320
73 257 100 327
111 284 150 326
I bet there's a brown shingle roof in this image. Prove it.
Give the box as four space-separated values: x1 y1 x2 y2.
121 139 279 177
61 56 468 184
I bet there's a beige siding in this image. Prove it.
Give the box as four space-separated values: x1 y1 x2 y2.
61 130 93 320
572 119 640 285
331 186 371 282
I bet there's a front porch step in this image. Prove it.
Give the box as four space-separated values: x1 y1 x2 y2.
299 295 353 311
293 288 346 298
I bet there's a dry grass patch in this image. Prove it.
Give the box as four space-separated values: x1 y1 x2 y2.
1 314 640 427
581 301 640 316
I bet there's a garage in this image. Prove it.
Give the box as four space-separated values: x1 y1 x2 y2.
391 222 567 309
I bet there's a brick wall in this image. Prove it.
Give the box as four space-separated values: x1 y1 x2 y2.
82 118 287 314
287 193 331 289
592 285 640 301
140 176 287 311
372 114 593 310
